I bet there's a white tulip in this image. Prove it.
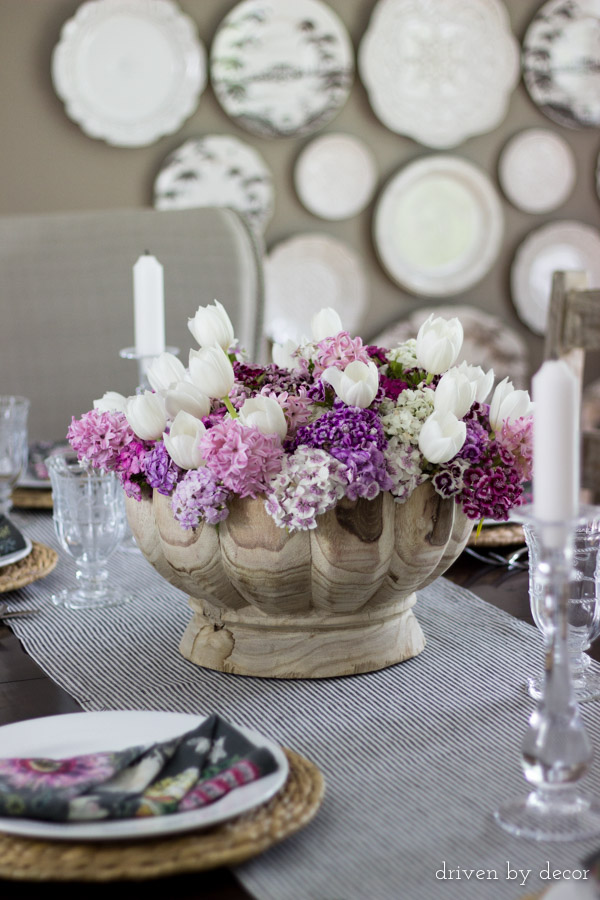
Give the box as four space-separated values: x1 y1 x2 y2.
418 410 467 463
489 377 534 431
189 345 235 399
163 411 206 470
146 352 186 393
125 391 168 441
416 314 463 374
434 369 477 419
188 299 235 351
93 391 128 413
321 360 379 409
455 361 495 404
272 339 298 370
311 307 343 341
165 381 211 420
239 395 287 440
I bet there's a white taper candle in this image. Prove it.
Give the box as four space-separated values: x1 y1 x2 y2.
133 254 165 358
532 359 580 523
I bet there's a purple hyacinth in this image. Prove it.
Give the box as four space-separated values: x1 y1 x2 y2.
142 441 182 496
171 468 230 529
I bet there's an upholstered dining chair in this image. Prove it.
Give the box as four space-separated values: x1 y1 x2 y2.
0 207 263 440
545 270 600 501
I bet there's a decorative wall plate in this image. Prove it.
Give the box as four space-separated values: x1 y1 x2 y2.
358 0 519 148
511 220 600 335
264 234 367 344
210 0 354 138
498 128 576 214
371 305 530 389
51 0 206 147
154 136 275 236
522 0 600 129
373 156 504 297
294 133 378 220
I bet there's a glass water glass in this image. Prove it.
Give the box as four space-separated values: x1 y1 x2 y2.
46 451 131 609
525 518 600 702
0 396 30 517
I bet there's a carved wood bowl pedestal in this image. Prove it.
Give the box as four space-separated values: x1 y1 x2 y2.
126 482 472 679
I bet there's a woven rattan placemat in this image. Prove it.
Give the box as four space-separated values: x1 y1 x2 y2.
0 542 58 593
11 488 53 510
0 748 324 882
468 523 524 548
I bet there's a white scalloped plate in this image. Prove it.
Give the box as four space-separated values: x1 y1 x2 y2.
373 156 504 296
511 221 600 335
264 234 367 344
52 0 207 147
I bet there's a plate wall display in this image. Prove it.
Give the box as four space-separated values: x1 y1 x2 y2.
511 220 600 335
371 305 530 389
0 711 288 841
264 234 367 344
498 128 576 214
51 0 207 147
154 136 275 236
522 0 600 129
294 133 378 220
358 0 520 148
373 156 504 297
210 0 354 138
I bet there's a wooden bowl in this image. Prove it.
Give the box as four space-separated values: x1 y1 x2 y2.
126 482 472 679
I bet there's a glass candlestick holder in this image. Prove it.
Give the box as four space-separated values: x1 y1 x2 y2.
119 346 180 392
494 505 600 841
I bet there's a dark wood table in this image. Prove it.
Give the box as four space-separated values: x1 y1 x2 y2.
0 545 586 899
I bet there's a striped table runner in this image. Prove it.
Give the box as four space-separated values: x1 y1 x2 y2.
5 510 600 900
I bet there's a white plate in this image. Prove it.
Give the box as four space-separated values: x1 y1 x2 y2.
154 135 275 236
371 305 530 389
373 156 504 296
511 221 600 335
210 0 354 138
0 536 33 569
358 0 519 148
264 234 367 345
294 133 378 220
522 0 600 129
498 129 576 214
0 711 288 841
51 0 207 147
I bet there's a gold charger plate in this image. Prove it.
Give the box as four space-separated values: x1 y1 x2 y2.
0 747 324 881
468 523 524 548
0 542 58 593
11 488 53 510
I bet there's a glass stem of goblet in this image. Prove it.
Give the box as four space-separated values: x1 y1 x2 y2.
75 559 109 598
521 526 592 803
0 481 13 517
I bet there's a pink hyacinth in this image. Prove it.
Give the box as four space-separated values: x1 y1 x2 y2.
200 419 283 498
497 416 533 481
67 409 135 470
312 332 372 376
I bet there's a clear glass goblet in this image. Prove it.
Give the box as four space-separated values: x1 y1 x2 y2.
525 518 600 702
0 396 30 518
46 451 131 609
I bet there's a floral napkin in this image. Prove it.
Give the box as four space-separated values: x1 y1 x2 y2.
0 714 279 822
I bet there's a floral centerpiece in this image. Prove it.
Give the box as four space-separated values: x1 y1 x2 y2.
67 302 533 678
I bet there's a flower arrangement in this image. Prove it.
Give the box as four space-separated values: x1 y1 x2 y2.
67 302 533 533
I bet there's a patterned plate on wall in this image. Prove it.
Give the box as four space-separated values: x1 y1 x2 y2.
371 305 530 389
373 156 504 297
154 136 275 236
522 0 600 129
498 128 576 214
51 0 206 147
210 0 354 139
264 234 367 345
511 220 600 335
358 0 519 148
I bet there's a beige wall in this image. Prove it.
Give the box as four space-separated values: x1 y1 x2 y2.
1 0 599 384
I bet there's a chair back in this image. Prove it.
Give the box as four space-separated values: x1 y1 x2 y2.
0 207 263 439
545 271 600 501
